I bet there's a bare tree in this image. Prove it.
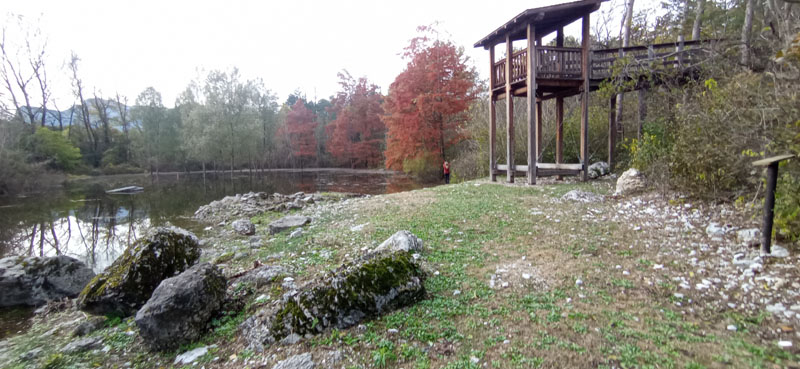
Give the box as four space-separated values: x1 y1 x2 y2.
692 0 705 40
1 27 36 128
92 90 111 146
69 52 98 165
741 0 755 67
615 0 635 140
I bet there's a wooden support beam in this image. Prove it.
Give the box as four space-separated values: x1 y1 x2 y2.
556 96 564 175
637 88 647 139
489 44 497 182
537 101 543 158
580 14 590 182
608 97 616 171
527 23 537 185
506 34 514 183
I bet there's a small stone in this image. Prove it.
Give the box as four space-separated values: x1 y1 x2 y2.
61 336 103 354
501 282 509 288
673 293 684 299
727 325 737 331
232 219 256 236
174 345 215 365
470 356 480 365
20 348 43 361
289 229 304 239
622 271 630 276
777 341 792 348
522 273 531 280
453 290 461 296
387 328 399 334
575 279 583 286
653 264 664 270
273 353 314 369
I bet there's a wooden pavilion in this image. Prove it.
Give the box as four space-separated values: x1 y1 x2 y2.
475 0 709 184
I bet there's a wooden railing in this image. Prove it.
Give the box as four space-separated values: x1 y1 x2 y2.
590 39 712 80
491 40 713 90
536 47 583 79
493 47 583 88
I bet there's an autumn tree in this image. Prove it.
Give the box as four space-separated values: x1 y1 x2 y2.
382 26 477 176
327 71 385 168
284 99 317 167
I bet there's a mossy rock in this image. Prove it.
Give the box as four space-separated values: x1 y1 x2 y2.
241 250 426 347
77 227 201 317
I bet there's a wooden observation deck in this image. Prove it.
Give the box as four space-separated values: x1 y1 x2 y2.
475 0 712 184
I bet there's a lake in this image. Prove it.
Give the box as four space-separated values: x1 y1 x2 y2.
0 169 425 274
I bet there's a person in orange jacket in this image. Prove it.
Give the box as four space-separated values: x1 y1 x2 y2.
443 161 451 184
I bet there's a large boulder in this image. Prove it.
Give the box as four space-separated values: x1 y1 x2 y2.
135 263 226 351
268 216 311 235
77 227 200 317
588 161 610 179
0 255 95 307
241 250 426 349
614 168 647 196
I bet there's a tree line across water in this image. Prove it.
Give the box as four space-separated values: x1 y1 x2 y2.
0 23 477 193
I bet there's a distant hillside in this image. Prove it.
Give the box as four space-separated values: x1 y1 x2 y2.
16 98 140 131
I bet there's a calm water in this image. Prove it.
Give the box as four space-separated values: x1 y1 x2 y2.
0 169 424 273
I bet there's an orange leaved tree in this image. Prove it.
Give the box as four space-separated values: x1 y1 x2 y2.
383 26 477 177
284 99 318 167
327 72 385 168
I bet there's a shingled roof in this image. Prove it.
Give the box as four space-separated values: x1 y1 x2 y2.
474 0 607 49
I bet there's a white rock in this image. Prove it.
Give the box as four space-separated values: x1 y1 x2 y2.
522 273 531 280
727 325 737 331
736 228 761 247
349 223 369 232
575 279 583 286
470 356 480 364
614 168 646 196
777 341 792 348
174 345 216 365
767 245 790 258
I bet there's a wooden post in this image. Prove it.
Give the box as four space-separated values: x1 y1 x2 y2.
506 34 514 183
608 97 616 171
537 101 543 158
526 24 538 185
637 88 647 139
580 14 590 181
753 155 796 255
489 44 497 182
556 97 564 166
555 26 564 177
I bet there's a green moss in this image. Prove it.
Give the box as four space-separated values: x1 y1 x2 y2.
78 228 200 316
267 251 425 342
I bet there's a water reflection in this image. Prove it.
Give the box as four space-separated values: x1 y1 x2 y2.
0 170 423 273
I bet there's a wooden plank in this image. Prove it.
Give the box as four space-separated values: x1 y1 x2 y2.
536 163 584 170
489 44 497 182
498 164 529 171
580 14 590 182
506 34 515 183
753 154 795 166
537 168 582 177
537 101 543 158
527 23 537 185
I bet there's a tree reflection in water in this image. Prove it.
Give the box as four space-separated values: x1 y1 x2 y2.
0 170 424 273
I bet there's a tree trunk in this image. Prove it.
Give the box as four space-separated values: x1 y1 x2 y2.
741 0 754 67
692 0 704 40
615 0 635 141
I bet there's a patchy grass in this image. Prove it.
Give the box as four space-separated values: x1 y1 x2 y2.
1 178 797 368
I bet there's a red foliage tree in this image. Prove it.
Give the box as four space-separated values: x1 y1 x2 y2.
382 26 477 172
326 72 385 168
284 100 318 166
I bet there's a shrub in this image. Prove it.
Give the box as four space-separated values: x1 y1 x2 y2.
29 127 82 171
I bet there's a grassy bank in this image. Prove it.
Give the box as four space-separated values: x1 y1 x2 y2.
1 178 798 369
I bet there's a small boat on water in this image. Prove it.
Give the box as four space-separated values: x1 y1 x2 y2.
106 186 144 194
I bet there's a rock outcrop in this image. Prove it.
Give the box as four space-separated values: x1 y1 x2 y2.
241 250 426 349
268 216 311 235
614 168 646 196
273 353 315 369
135 263 226 351
77 227 200 317
194 192 322 224
0 255 95 307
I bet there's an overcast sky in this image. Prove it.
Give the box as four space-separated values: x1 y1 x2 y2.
3 0 659 108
